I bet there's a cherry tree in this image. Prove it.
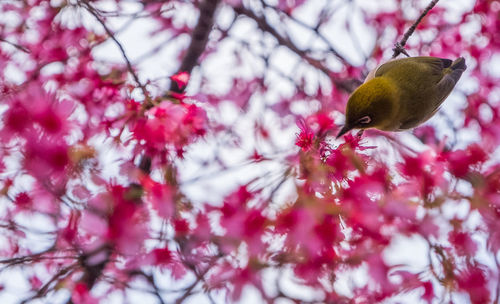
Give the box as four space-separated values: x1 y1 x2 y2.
0 0 499 303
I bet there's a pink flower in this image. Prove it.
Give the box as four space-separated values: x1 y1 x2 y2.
421 281 434 304
170 71 190 90
72 283 99 304
398 151 446 196
295 118 314 151
14 192 32 209
106 186 149 255
306 112 334 135
82 185 149 256
173 218 190 236
456 265 490 304
29 275 43 290
152 247 173 264
142 177 175 219
208 263 264 302
277 0 307 14
131 102 207 155
445 144 487 178
2 102 31 135
449 230 478 256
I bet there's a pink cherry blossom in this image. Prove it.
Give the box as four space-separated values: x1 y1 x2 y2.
1 0 500 303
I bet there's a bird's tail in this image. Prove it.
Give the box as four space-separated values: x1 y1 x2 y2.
448 57 466 83
451 57 467 71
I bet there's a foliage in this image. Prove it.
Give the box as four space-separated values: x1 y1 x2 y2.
0 0 499 303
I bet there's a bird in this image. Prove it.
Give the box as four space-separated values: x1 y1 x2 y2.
336 56 467 138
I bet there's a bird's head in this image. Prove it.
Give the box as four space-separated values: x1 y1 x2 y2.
337 77 399 138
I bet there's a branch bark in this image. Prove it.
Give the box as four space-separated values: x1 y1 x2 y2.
169 0 221 94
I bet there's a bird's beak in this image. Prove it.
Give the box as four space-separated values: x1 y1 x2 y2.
336 125 352 139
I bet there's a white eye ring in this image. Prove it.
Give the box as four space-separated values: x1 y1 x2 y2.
358 116 371 124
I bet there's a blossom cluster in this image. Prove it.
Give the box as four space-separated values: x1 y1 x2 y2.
0 0 499 304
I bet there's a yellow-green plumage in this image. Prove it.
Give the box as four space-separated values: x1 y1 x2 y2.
337 56 467 138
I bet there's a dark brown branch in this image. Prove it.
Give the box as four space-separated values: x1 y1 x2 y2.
0 248 57 268
169 0 221 94
78 244 113 289
138 0 222 205
392 0 440 58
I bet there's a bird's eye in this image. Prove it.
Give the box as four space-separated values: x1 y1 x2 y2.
357 116 371 124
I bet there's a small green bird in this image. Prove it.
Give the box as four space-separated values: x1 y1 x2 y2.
337 56 466 138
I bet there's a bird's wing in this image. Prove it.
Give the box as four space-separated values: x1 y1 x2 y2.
374 56 450 79
370 57 465 130
365 57 448 83
396 57 466 129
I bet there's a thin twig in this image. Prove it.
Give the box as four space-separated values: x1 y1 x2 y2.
0 38 30 53
21 263 79 304
392 0 440 58
0 247 56 267
174 259 217 304
234 5 328 74
89 5 174 18
129 271 166 304
78 0 150 101
234 5 357 93
259 0 349 66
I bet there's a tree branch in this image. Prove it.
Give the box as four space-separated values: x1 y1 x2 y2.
21 263 79 304
259 1 349 66
169 0 221 94
234 5 357 93
392 0 440 58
